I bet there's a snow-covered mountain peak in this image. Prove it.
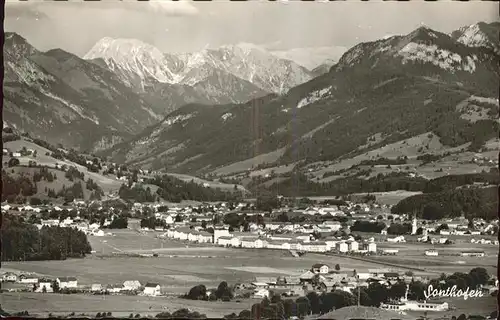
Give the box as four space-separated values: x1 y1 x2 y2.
83 37 314 94
83 37 178 87
84 37 165 62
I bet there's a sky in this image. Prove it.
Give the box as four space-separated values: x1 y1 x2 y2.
5 0 499 58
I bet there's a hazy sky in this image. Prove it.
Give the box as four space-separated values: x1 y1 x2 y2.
5 0 499 57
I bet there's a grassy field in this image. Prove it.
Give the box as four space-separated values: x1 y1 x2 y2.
3 230 392 290
2 229 497 317
0 292 257 318
4 140 122 194
210 148 287 176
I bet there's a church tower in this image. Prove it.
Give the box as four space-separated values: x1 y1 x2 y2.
411 215 418 235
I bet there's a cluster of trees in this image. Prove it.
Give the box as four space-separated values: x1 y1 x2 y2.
265 172 427 197
423 172 499 193
359 156 407 166
255 193 281 212
119 184 157 203
140 217 166 229
350 221 386 233
33 167 57 183
107 216 128 229
223 212 265 231
1 170 38 203
386 223 412 235
185 281 234 302
392 186 497 221
1 214 92 261
148 175 242 203
57 182 84 202
64 166 85 181
2 133 21 143
416 153 443 164
428 268 490 292
155 309 206 319
86 179 104 200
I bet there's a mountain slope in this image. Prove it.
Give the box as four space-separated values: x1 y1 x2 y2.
311 59 336 77
101 23 500 176
271 46 347 70
3 32 162 152
451 21 500 54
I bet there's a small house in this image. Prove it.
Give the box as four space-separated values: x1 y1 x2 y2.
19 274 39 284
143 283 161 296
2 272 18 282
106 284 123 294
36 279 54 293
57 276 78 289
311 264 329 274
91 284 103 293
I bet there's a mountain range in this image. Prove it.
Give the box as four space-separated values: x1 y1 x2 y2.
3 35 318 151
4 22 499 182
101 23 499 177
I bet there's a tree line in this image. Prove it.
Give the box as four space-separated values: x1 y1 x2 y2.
147 175 243 203
1 214 92 261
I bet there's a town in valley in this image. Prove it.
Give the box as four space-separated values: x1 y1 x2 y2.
2 1 499 320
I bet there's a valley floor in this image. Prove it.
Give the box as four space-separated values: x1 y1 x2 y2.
1 229 497 318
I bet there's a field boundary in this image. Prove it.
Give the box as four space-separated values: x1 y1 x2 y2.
325 253 430 272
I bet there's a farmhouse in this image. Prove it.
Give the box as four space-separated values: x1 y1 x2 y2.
311 264 330 274
91 284 103 292
57 276 78 289
2 272 17 282
36 279 54 293
143 283 161 296
106 284 123 294
19 274 39 284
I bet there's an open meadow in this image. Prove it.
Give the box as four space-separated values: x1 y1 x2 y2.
0 292 257 318
2 229 497 317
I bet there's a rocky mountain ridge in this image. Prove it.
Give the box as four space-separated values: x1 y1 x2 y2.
102 22 499 177
84 38 314 97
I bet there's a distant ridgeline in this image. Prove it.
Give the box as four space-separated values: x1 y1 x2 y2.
1 214 92 261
